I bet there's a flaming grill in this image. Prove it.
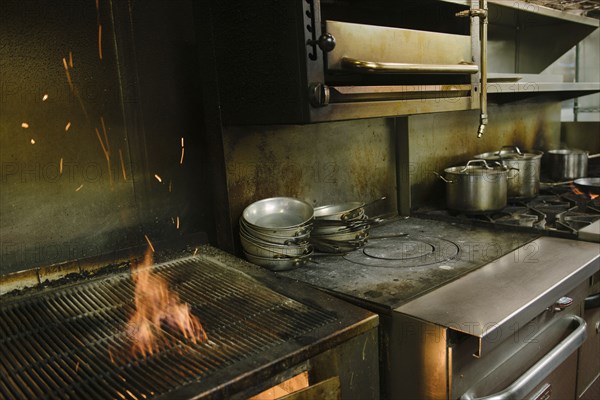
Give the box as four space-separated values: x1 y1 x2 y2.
0 255 342 400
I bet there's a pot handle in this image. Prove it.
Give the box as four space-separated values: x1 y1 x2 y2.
506 167 520 179
433 171 453 183
461 159 493 172
496 146 523 157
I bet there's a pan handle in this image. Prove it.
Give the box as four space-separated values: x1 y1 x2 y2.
589 153 600 159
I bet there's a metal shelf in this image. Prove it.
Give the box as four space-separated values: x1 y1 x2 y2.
488 82 600 103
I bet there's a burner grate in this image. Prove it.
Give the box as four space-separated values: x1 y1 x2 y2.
0 257 336 399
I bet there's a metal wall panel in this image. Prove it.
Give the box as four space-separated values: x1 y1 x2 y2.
404 100 562 209
222 118 398 247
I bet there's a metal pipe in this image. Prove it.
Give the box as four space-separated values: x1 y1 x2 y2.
574 43 580 122
477 0 488 138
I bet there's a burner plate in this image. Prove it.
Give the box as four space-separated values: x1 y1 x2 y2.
344 236 459 268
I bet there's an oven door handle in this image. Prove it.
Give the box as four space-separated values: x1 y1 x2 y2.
341 57 479 74
460 315 587 400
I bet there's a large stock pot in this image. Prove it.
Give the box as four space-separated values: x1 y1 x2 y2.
474 146 542 200
436 160 512 214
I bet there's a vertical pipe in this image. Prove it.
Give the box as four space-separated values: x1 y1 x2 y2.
574 44 580 122
477 0 488 138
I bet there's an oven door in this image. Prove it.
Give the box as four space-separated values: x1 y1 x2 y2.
456 314 587 400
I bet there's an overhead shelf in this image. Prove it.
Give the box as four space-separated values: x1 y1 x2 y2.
488 82 600 103
488 0 600 26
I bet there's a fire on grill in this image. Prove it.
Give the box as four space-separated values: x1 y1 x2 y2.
126 247 208 359
0 246 378 399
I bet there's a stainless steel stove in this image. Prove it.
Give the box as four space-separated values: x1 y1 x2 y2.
277 216 600 399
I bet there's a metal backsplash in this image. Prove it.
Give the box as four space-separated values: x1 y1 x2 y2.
0 0 215 276
403 99 562 209
223 118 398 244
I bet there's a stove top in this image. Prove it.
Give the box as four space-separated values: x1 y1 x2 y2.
278 218 538 311
415 185 600 242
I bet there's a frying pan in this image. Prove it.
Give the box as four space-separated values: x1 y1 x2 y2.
574 177 600 195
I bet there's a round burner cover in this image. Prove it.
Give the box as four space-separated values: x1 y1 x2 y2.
363 240 434 260
344 236 460 268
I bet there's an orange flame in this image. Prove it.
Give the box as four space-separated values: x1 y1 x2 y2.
570 183 599 200
127 248 208 358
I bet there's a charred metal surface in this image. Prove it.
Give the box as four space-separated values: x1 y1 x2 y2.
278 217 537 311
405 100 561 209
223 118 398 252
0 246 378 400
0 232 209 298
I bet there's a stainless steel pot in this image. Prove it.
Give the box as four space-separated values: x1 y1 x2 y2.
474 146 543 200
436 160 511 214
544 149 600 181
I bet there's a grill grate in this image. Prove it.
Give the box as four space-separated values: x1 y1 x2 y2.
0 256 336 399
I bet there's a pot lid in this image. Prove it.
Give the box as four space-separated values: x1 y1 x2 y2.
548 149 588 155
444 160 508 175
474 146 543 161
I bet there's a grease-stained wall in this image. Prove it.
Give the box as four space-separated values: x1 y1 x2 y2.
223 118 398 234
222 98 561 236
406 99 561 209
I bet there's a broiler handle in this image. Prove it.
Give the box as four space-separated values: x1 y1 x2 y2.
341 57 479 74
460 315 587 400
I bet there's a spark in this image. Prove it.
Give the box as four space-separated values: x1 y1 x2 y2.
119 149 127 181
94 128 109 159
30 138 35 145
69 51 73 68
62 58 74 92
100 116 110 155
75 184 84 192
192 248 198 256
154 174 162 183
60 158 63 175
180 137 185 164
176 216 180 230
75 360 80 372
21 122 29 129
168 180 172 192
98 24 103 61
144 235 155 253
42 94 48 101
65 122 71 132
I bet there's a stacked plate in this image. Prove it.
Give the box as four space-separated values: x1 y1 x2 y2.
310 201 371 253
240 197 314 271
